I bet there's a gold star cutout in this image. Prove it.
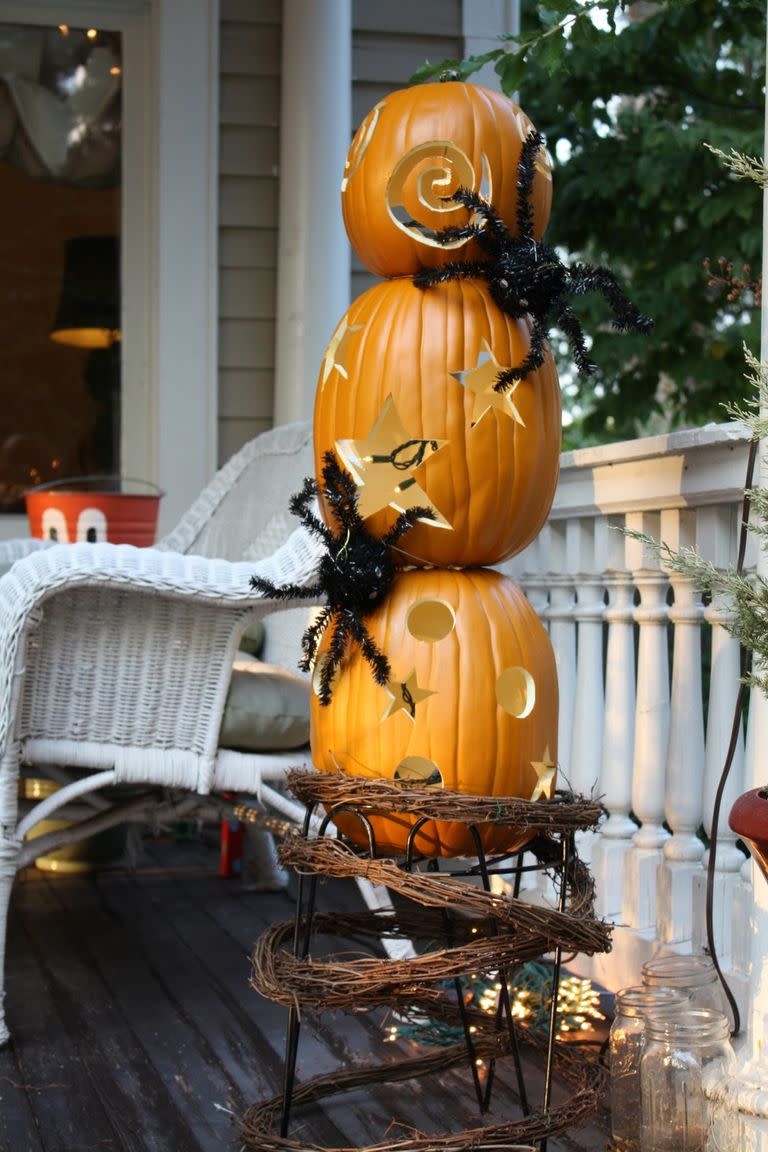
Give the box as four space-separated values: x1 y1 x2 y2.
382 669 436 722
336 395 450 525
451 340 526 428
530 746 556 801
320 317 363 388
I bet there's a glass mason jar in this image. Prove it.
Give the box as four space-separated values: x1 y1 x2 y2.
609 986 688 1152
639 1009 738 1152
641 954 730 1017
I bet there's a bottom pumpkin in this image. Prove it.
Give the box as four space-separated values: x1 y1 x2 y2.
310 567 558 857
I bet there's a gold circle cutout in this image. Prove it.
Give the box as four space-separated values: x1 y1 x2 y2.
496 666 536 719
406 598 456 643
394 757 443 788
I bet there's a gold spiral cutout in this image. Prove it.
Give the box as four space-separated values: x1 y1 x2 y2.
386 142 492 249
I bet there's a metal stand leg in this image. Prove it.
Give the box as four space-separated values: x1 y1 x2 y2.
540 832 572 1152
468 828 530 1116
424 855 488 1115
279 803 317 1137
278 807 577 1145
279 804 378 1138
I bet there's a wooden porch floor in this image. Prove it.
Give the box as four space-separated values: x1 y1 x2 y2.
1 834 611 1152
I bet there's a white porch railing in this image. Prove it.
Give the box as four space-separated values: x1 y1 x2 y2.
500 420 757 1025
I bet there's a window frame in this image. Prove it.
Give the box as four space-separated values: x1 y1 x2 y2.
0 0 218 537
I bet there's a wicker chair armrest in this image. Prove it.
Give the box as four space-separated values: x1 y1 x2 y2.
0 527 325 767
0 538 53 568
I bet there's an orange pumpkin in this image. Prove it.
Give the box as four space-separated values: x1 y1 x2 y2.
314 276 561 568
311 567 558 858
341 80 552 278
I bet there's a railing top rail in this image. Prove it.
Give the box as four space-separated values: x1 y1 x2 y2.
554 421 751 518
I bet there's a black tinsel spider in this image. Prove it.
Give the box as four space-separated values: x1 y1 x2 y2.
413 128 653 390
250 451 432 705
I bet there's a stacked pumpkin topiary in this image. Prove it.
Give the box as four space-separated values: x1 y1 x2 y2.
310 80 561 857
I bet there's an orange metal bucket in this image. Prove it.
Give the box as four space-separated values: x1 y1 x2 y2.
25 476 163 546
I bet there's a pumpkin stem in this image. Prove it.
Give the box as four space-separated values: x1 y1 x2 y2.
439 69 461 83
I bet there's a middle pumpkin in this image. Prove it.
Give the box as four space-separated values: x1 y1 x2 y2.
314 277 562 569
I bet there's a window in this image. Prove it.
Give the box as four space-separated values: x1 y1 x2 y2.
0 20 121 513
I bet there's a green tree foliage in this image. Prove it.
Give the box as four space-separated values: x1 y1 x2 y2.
415 0 764 446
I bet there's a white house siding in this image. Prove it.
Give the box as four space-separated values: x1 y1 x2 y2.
218 0 281 464
216 0 463 464
350 0 463 302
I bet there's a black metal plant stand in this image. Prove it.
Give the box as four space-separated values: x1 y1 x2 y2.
277 799 575 1151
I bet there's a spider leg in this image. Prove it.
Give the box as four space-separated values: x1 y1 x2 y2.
290 474 335 547
299 606 333 676
426 219 486 246
316 613 353 704
570 263 653 333
515 129 544 243
493 317 549 390
450 187 511 251
321 451 366 534
348 615 391 686
250 574 320 600
413 260 488 289
557 301 597 377
382 506 434 546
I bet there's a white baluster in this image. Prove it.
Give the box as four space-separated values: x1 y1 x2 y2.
690 505 746 964
518 530 551 622
656 510 705 945
544 520 576 781
592 515 637 920
507 531 554 903
569 517 607 867
623 512 670 932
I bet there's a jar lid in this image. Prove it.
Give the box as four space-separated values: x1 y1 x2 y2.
642 954 717 987
644 1007 730 1043
615 985 688 1017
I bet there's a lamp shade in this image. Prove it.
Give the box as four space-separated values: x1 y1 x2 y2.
50 235 120 348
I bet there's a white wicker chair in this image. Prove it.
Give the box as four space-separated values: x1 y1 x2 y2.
0 420 330 1045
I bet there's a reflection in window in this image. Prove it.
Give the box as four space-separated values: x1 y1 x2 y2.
0 22 121 513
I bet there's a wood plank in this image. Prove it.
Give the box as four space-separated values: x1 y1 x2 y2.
130 850 388 1147
0 1039 45 1152
353 0 461 36
219 267 276 320
8 879 183 1152
352 268 381 302
220 76 280 127
219 226 277 270
219 319 275 369
221 0 281 22
353 81 399 128
40 873 241 1152
167 855 507 1142
353 32 462 85
219 177 278 228
218 418 273 467
219 369 275 419
5 844 611 1152
93 871 275 1108
220 126 279 178
220 23 280 77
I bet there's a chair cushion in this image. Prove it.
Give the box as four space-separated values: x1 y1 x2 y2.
219 656 310 752
237 618 265 657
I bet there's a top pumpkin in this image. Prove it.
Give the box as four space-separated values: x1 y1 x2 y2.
341 80 553 279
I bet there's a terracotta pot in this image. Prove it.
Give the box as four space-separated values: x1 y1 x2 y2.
729 787 768 884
